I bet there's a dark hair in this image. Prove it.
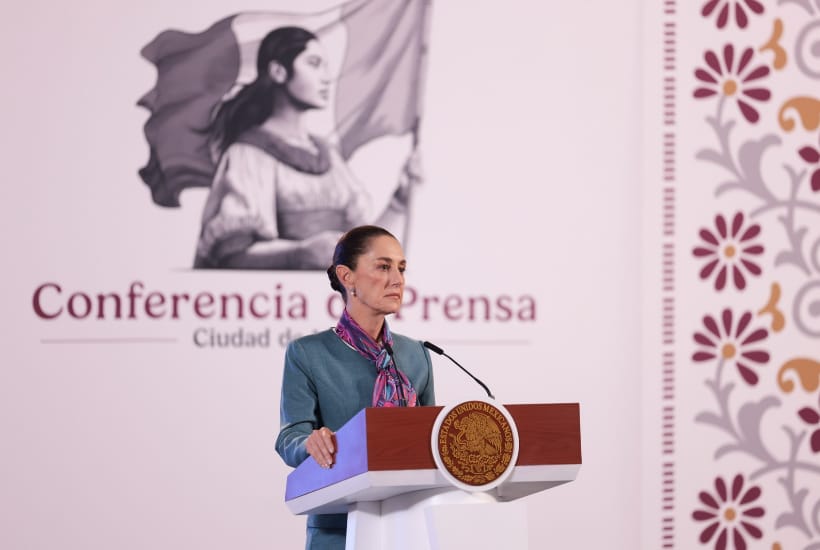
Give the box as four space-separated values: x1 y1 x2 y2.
327 225 396 300
209 26 317 151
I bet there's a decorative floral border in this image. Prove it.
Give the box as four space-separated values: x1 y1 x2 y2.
682 1 820 549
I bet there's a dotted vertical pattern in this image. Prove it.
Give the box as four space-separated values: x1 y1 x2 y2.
661 3 677 548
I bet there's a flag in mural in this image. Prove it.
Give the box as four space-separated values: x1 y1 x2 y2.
139 0 429 206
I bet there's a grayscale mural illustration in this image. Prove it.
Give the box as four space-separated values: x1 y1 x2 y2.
138 1 431 270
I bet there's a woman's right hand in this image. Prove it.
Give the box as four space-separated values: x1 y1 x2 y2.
305 426 336 469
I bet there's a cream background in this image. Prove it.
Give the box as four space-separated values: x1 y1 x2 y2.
0 1 641 548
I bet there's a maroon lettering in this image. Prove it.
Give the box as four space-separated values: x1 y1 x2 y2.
220 293 244 319
468 296 490 321
495 295 512 321
96 293 122 319
249 293 269 319
145 292 166 318
518 295 536 321
170 293 190 319
194 293 215 318
442 295 460 320
67 292 92 319
422 295 439 320
127 281 144 319
29 280 537 324
288 293 307 319
273 283 282 318
32 282 62 319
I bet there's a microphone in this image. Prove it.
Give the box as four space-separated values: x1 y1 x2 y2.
382 340 408 407
423 341 495 399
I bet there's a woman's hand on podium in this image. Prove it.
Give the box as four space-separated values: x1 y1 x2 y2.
306 426 336 469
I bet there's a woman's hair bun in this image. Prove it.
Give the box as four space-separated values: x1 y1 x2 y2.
326 265 342 292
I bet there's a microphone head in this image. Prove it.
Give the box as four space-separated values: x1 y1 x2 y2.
423 340 444 355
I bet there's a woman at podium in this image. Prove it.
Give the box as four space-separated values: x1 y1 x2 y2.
275 224 436 549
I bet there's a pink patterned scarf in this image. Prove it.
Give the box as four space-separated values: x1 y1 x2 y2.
334 310 417 407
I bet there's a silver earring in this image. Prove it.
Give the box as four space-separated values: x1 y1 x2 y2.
350 287 357 297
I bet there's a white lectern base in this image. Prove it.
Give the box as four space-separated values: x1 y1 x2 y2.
345 488 529 550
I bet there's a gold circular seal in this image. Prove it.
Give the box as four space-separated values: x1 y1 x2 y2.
433 400 517 489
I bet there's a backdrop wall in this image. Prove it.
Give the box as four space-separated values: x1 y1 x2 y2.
1 1 641 548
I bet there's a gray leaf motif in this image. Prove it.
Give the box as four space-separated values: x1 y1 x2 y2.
715 396 780 462
695 410 732 435
696 147 729 168
774 223 808 269
775 487 808 531
696 380 736 434
718 135 780 201
697 115 736 174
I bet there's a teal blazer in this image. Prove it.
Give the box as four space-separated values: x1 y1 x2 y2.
275 328 435 535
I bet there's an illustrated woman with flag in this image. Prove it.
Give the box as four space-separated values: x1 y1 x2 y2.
139 1 431 270
276 225 435 549
192 26 416 269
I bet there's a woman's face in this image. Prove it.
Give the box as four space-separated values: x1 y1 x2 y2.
285 40 330 109
345 236 406 317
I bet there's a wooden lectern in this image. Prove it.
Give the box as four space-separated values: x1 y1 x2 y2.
285 403 581 550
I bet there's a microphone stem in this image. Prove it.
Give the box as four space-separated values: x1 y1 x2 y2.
444 352 495 399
